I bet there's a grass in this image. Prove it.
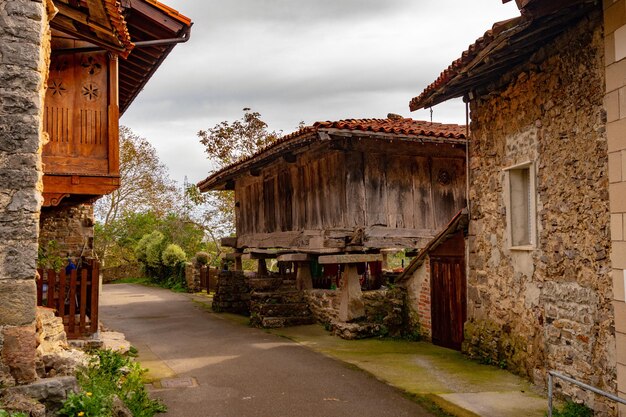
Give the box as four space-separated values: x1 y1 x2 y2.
109 276 187 292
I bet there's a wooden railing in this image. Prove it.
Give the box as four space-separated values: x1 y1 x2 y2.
37 262 100 339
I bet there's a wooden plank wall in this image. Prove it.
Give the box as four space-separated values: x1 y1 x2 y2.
234 139 466 244
43 51 111 175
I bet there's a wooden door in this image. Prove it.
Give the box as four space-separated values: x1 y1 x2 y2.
430 255 466 350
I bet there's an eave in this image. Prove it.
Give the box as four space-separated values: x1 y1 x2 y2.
409 1 597 111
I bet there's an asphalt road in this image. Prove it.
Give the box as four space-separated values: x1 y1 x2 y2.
100 284 434 417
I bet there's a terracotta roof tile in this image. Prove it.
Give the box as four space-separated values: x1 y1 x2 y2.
198 117 467 190
104 0 134 58
144 0 192 26
409 17 522 111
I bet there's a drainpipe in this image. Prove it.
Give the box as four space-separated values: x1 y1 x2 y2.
52 24 192 55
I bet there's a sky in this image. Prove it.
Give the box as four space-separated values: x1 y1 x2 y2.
120 1 520 185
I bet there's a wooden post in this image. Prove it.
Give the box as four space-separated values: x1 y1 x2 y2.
257 259 268 276
381 251 389 270
338 264 365 322
235 256 243 271
296 262 313 290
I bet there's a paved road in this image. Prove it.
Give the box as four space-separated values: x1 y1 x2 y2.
100 284 434 417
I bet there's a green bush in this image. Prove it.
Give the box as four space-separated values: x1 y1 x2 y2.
548 400 593 417
145 233 166 268
194 251 210 266
162 244 187 267
135 231 162 264
0 411 29 417
59 349 166 417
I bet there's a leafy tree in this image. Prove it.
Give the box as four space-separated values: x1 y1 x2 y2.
94 126 178 265
194 108 280 239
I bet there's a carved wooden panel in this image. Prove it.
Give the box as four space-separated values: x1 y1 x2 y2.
43 52 109 174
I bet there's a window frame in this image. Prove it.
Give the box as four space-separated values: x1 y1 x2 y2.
503 161 537 251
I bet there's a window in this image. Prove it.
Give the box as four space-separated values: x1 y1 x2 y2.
505 162 536 249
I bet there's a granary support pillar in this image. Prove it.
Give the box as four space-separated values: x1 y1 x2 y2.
318 254 382 322
278 254 313 290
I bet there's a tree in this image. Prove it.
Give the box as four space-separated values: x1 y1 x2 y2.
94 126 178 265
194 108 280 238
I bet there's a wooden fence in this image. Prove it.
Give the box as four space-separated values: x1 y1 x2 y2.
199 266 218 293
37 262 100 339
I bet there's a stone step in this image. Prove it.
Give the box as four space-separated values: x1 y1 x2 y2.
260 316 316 328
252 292 303 303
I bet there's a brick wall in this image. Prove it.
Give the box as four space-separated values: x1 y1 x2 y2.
466 9 615 412
0 0 51 386
604 0 626 414
405 257 432 340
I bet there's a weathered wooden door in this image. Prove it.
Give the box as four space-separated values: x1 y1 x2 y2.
430 254 466 350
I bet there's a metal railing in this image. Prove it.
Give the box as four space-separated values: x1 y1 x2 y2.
548 370 626 416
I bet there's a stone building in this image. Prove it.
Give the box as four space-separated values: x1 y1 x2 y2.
0 0 191 389
408 0 626 413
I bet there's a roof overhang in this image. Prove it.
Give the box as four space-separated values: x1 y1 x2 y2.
410 0 597 111
197 125 467 192
50 0 134 57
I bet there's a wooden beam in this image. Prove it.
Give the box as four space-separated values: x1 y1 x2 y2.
43 174 120 196
318 254 383 265
220 237 237 248
277 253 311 262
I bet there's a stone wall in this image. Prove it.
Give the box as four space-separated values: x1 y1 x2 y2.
304 289 405 339
39 203 94 261
101 263 142 283
0 0 52 387
466 9 615 411
211 271 250 315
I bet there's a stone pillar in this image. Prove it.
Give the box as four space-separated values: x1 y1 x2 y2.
338 265 365 322
234 256 243 271
0 0 53 386
605 1 626 412
257 259 268 276
296 262 312 290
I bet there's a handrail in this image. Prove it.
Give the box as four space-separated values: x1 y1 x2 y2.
548 370 626 416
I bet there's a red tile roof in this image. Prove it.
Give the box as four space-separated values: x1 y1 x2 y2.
144 0 192 26
197 117 467 191
104 0 134 58
409 17 523 111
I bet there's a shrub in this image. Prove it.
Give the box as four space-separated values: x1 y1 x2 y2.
135 231 163 264
145 233 166 268
59 349 166 417
162 244 187 267
548 400 593 417
194 251 210 266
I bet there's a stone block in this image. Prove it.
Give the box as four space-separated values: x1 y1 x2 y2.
617 331 626 365
617 23 626 62
606 1 626 36
608 89 620 122
610 182 626 213
610 151 623 183
615 301 626 333
614 269 626 302
607 31 616 67
608 118 626 152
613 213 624 241
4 376 78 404
608 59 626 96
612 241 626 269
0 280 36 325
2 325 37 384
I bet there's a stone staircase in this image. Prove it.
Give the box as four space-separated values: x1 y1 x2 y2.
248 277 315 328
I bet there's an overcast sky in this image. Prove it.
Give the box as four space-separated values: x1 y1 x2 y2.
120 1 520 185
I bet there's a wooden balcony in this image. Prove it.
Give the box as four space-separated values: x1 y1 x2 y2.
42 43 120 207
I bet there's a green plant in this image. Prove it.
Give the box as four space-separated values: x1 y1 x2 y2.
162 244 187 267
37 240 65 271
0 411 29 417
194 251 210 265
59 349 166 417
547 400 593 417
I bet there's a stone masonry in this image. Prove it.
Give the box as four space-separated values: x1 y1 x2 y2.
466 9 615 413
0 0 53 387
39 203 95 261
604 0 626 414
